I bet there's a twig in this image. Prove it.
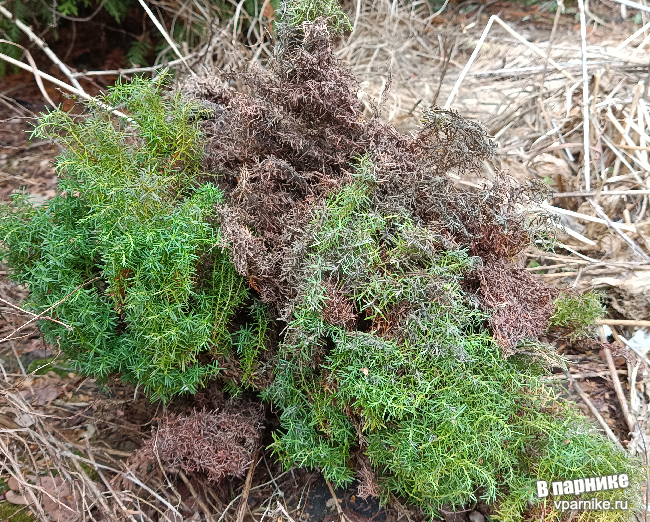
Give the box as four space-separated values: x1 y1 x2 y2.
0 436 49 520
324 477 347 522
274 501 297 522
1 277 99 345
597 319 650 327
135 0 196 76
71 54 196 78
610 0 650 14
0 297 72 330
178 470 214 520
235 448 260 522
599 327 636 434
0 4 85 93
538 0 563 97
577 0 591 191
616 21 650 50
544 370 627 380
391 494 414 522
0 40 55 107
563 370 625 450
555 222 596 246
56 450 184 518
539 202 636 232
0 52 129 119
443 16 495 109
423 0 449 22
445 15 577 108
606 109 650 171
613 334 650 369
493 17 576 80
588 199 650 261
553 189 650 197
618 144 650 151
85 440 139 522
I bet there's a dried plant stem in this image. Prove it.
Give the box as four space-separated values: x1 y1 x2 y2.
597 319 650 327
0 4 84 92
235 448 260 522
577 0 591 191
69 454 114 519
446 15 577 109
606 110 650 171
0 40 55 108
444 16 495 109
610 0 650 14
555 221 596 246
0 297 72 330
616 21 650 50
55 450 184 518
135 0 196 76
564 370 625 450
538 0 563 96
274 501 297 522
0 52 129 118
178 470 214 520
544 370 627 380
71 54 196 78
0 277 99 345
325 477 348 522
0 436 49 520
539 202 636 232
588 199 650 261
613 81 643 178
553 189 650 197
85 440 139 522
599 327 636 434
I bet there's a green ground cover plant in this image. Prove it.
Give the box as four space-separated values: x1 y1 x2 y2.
0 1 643 519
0 74 267 401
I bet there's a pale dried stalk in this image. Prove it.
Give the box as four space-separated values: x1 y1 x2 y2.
588 199 650 261
610 0 650 14
577 0 591 191
0 277 100 344
0 52 129 119
0 4 84 92
445 14 577 109
72 53 196 77
599 327 636 435
563 370 625 451
539 202 636 232
136 0 196 76
0 40 55 108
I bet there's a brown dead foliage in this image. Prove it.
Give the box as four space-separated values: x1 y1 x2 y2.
133 401 264 483
322 278 358 330
355 457 380 500
477 261 558 356
184 16 558 356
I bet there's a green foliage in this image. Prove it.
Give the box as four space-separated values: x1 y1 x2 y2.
127 40 153 68
0 501 34 522
0 0 29 77
232 302 271 388
0 73 256 402
263 157 642 519
549 291 604 339
278 0 352 34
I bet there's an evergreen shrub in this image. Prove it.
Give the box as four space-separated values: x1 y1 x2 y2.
0 74 266 402
0 3 643 520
